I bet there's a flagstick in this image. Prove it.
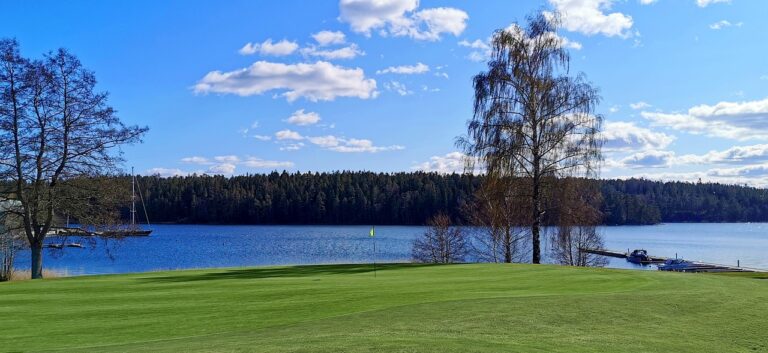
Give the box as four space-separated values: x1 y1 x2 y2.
373 231 377 278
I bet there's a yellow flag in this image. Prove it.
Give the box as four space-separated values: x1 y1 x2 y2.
369 226 375 237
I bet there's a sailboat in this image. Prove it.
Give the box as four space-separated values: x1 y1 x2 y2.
104 167 152 236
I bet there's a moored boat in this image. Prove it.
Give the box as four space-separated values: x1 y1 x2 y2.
626 249 650 264
658 258 693 271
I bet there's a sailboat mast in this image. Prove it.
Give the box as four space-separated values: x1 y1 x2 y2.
131 167 136 227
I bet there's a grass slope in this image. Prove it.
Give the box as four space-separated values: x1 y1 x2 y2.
1 264 766 352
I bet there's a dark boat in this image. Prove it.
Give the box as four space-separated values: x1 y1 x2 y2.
102 229 152 237
658 258 693 271
626 249 651 264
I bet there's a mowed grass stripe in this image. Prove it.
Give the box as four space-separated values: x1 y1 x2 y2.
0 264 765 352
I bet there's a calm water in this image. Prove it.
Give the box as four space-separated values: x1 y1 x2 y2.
13 223 768 276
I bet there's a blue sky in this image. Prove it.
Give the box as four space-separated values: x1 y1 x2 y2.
4 0 768 185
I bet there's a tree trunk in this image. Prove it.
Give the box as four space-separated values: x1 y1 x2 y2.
532 176 542 264
30 241 43 279
504 227 512 263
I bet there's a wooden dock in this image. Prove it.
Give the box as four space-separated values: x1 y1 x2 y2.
581 248 765 273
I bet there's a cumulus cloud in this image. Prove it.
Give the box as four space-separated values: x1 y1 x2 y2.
312 30 346 46
376 62 429 75
339 0 468 41
254 135 272 141
194 61 378 102
546 0 633 38
411 152 481 174
307 135 404 153
275 129 304 140
642 97 768 140
301 44 365 60
709 20 742 30
639 0 657 4
602 121 676 152
696 0 731 7
238 39 299 56
285 109 321 126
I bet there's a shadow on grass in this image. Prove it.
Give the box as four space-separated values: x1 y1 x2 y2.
139 263 441 283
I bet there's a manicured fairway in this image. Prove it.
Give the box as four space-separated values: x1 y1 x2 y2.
1 264 766 352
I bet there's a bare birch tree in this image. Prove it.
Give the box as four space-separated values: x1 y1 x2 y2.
464 178 529 263
412 213 468 263
459 12 602 264
549 178 607 267
0 39 147 279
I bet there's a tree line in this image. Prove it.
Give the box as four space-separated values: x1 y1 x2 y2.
131 172 768 226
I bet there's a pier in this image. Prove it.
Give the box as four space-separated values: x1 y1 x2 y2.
581 248 765 273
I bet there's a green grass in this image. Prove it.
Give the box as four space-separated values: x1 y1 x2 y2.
1 264 766 352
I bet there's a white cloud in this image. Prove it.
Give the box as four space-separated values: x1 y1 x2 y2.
145 168 187 177
383 81 412 96
546 0 633 38
253 135 272 141
467 51 487 62
238 39 299 56
194 61 378 102
242 157 295 169
312 30 346 46
614 150 675 168
459 27 580 63
181 156 210 165
308 135 342 148
285 109 321 126
214 155 240 164
411 152 480 174
696 0 731 7
609 105 620 113
208 163 237 175
301 44 365 60
677 144 768 165
307 135 404 153
643 97 768 140
376 62 429 75
639 0 657 4
707 164 768 178
602 121 676 152
458 39 489 49
629 101 652 110
151 155 294 177
619 164 768 188
434 72 448 79
709 20 742 30
275 129 304 140
339 0 468 41
279 142 305 151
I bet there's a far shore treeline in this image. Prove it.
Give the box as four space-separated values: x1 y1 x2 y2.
115 172 768 226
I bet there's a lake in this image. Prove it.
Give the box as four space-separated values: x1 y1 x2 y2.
12 223 768 276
